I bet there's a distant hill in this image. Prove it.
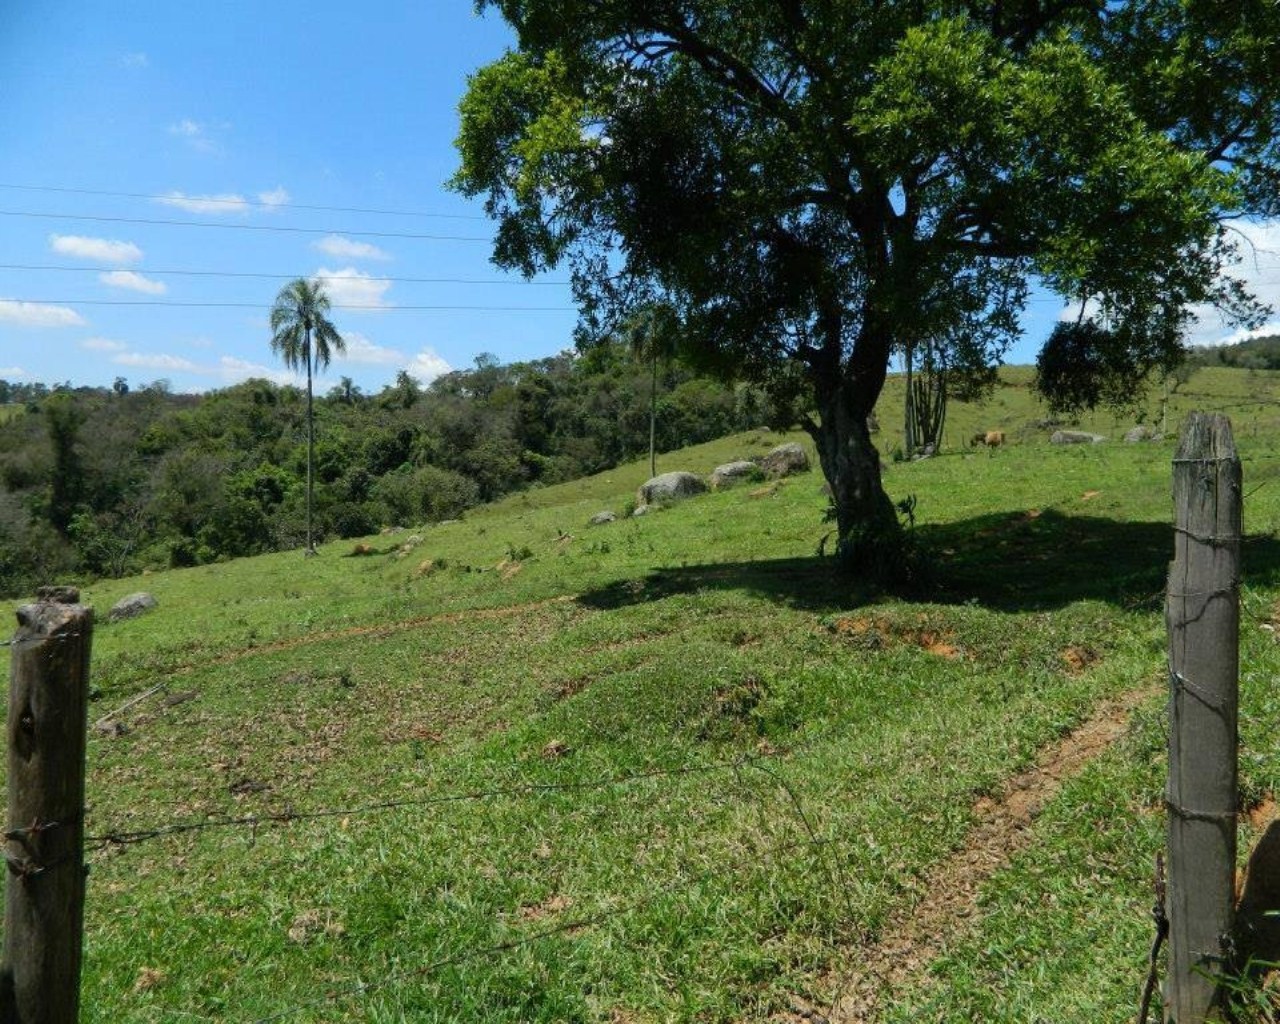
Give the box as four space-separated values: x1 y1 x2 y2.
1187 333 1280 370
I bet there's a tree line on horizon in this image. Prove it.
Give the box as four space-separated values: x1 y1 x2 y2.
0 343 783 597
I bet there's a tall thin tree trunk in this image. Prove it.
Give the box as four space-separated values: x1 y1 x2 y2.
305 327 314 556
903 341 915 458
649 355 657 477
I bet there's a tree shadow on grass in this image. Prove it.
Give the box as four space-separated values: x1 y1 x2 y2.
574 508 1280 614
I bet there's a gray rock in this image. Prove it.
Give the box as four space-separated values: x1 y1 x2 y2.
637 471 708 506
760 442 811 477
1123 426 1160 443
631 504 650 517
589 510 617 525
709 460 759 488
1050 430 1107 445
108 592 157 623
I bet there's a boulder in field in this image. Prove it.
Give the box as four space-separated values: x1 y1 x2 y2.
108 592 157 623
1050 430 1107 445
760 442 810 477
709 461 759 489
637 471 708 506
589 511 617 525
1123 426 1161 443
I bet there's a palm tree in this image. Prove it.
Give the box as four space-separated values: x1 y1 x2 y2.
269 278 346 555
622 304 679 478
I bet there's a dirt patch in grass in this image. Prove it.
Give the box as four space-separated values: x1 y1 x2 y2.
827 615 963 660
1060 645 1101 674
814 685 1154 1023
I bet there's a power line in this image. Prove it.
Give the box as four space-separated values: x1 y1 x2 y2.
0 298 571 312
0 263 570 287
0 210 492 242
0 183 488 221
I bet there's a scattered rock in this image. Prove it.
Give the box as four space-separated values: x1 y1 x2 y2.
589 511 617 526
414 558 438 578
760 442 810 477
37 585 80 604
107 592 157 623
229 777 269 796
1124 425 1161 443
637 471 707 506
709 460 759 488
1050 429 1107 445
541 738 572 760
95 720 130 738
631 504 650 517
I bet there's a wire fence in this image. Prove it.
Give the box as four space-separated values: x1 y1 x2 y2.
64 730 854 1022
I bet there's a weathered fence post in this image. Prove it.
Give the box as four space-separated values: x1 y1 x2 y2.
1165 413 1240 1023
1 587 92 1024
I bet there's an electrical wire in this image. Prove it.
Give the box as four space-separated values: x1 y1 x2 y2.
0 183 487 220
0 263 569 287
0 298 571 312
0 209 491 242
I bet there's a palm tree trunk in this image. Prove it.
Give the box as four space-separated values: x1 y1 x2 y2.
649 355 657 477
305 327 315 555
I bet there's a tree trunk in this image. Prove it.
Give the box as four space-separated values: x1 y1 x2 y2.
809 378 900 576
903 340 916 459
305 328 315 557
649 355 657 478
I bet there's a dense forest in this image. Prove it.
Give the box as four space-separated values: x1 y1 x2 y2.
0 343 783 597
1187 333 1280 369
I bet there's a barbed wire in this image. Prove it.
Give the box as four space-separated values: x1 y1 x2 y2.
84 751 774 850
245 830 842 1023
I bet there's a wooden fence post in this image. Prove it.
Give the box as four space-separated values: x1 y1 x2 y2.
1165 413 1240 1023
1 587 93 1024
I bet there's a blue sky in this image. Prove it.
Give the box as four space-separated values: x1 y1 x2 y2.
1 2 1277 395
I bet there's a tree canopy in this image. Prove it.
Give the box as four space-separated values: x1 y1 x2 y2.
452 0 1279 574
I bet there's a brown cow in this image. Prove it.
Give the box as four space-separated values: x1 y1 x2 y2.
970 430 1005 448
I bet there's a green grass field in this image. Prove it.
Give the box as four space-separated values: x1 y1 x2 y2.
5 366 1280 1022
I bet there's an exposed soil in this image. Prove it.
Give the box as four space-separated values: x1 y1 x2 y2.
791 685 1154 1024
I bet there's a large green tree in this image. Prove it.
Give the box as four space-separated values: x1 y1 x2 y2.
269 278 346 555
453 0 1278 574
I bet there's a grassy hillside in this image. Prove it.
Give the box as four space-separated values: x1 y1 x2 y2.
4 365 1280 1022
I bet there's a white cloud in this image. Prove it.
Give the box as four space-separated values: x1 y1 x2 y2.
113 352 203 373
0 299 86 327
81 337 127 352
216 356 296 386
1183 220 1280 346
313 235 391 261
0 367 27 378
168 120 221 154
258 187 290 210
409 348 451 383
313 267 392 309
157 191 248 215
50 234 142 264
99 271 167 295
338 332 404 366
1052 218 1280 348
119 52 148 69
